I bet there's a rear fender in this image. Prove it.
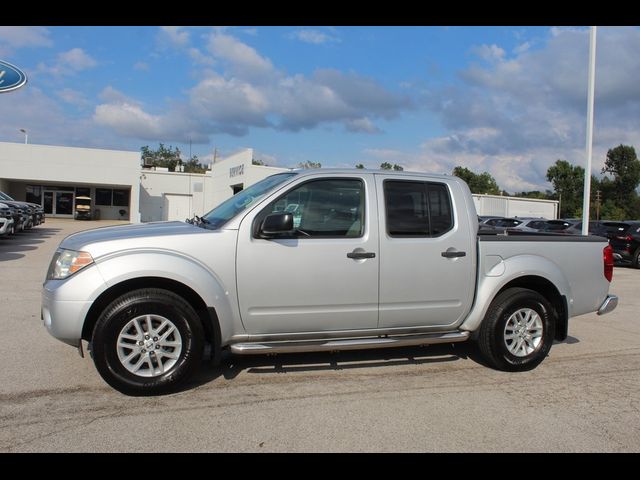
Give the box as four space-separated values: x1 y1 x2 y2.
460 254 570 333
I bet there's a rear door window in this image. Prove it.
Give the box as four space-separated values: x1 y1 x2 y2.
384 180 453 237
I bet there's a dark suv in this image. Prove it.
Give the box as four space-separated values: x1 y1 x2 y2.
602 221 640 268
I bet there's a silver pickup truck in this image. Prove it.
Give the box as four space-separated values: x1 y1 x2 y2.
42 170 618 395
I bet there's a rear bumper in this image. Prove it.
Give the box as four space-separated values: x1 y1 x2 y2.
597 294 618 316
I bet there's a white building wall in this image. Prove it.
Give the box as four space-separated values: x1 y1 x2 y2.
0 142 141 221
473 194 558 219
140 170 214 222
209 149 289 207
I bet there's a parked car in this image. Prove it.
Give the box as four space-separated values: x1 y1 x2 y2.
0 202 15 236
509 218 550 233
1 202 25 232
42 169 618 395
538 219 580 233
0 191 44 227
477 216 508 234
564 221 610 237
599 221 640 268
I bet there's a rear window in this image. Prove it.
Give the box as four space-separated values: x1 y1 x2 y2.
384 180 453 237
603 222 632 235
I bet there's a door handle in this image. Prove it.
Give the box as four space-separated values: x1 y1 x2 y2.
347 251 376 259
441 250 466 258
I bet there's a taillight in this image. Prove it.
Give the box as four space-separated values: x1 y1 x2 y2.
603 245 614 282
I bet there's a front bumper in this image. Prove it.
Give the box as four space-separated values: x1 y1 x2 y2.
42 287 92 347
41 264 106 347
597 294 618 316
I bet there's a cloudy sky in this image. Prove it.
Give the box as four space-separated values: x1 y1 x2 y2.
1 26 639 192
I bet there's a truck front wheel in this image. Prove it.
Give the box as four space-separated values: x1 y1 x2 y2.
91 288 204 396
478 287 555 372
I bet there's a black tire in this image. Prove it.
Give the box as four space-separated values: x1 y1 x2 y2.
632 249 640 269
477 287 555 372
91 288 204 396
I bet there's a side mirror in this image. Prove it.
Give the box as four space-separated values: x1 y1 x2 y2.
260 212 294 237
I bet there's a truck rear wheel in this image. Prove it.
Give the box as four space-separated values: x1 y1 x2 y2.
91 288 204 396
478 287 555 372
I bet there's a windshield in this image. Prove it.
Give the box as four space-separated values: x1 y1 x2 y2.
0 192 13 201
201 173 297 229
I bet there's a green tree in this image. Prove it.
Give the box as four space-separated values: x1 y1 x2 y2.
601 144 640 218
298 161 322 169
141 144 182 172
512 190 554 200
452 166 501 195
183 155 208 173
380 162 403 171
546 160 585 218
599 199 627 220
355 164 365 169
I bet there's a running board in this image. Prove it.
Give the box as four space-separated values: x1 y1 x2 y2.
230 331 470 355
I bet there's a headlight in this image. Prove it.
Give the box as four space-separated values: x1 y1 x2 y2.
47 249 94 280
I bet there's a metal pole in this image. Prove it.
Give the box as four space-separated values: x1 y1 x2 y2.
582 26 597 235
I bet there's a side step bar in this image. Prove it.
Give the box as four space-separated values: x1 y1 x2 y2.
230 331 470 355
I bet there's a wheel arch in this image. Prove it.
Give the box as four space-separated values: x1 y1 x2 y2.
494 276 568 341
82 277 221 361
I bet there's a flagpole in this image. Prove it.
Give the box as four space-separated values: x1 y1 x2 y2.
582 26 597 235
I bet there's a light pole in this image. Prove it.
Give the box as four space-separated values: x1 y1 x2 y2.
19 128 28 144
582 26 597 235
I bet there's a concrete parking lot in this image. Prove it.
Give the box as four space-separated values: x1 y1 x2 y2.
1 219 639 452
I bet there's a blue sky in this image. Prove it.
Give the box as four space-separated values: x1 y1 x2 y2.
1 26 639 192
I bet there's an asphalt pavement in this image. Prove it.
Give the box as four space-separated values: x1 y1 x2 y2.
1 219 638 452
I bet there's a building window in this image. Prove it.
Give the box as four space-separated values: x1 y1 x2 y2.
76 187 91 197
96 188 113 206
113 189 130 207
95 188 130 207
26 185 42 204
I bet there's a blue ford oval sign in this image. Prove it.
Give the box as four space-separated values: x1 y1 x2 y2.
0 60 28 93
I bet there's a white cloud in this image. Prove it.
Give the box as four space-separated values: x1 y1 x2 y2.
55 88 90 108
290 29 340 45
94 33 410 143
418 26 640 191
158 26 190 47
345 117 382 134
513 41 531 55
0 26 52 56
39 48 98 76
98 86 139 105
59 48 97 70
0 86 107 149
188 47 215 66
94 102 167 140
470 44 506 63
207 32 275 80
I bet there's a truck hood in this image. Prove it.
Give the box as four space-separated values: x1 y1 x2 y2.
60 221 210 256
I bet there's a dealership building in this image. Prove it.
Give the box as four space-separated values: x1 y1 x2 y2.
0 141 558 222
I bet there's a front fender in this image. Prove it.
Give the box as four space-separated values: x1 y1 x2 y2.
460 254 570 333
94 249 239 342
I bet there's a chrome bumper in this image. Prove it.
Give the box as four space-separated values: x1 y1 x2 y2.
597 294 618 316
